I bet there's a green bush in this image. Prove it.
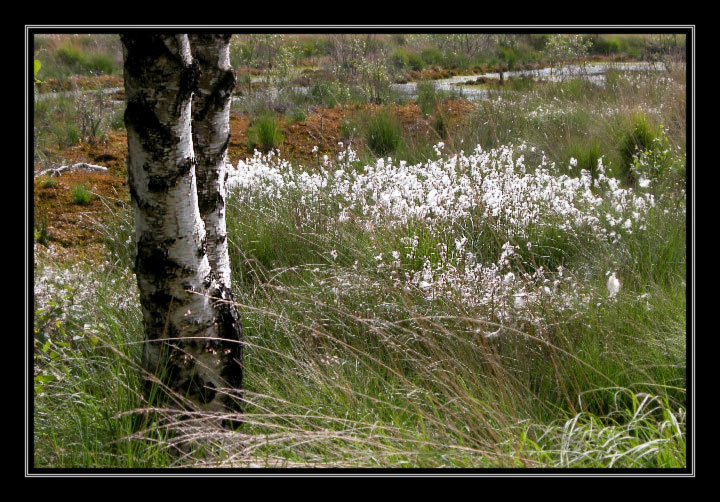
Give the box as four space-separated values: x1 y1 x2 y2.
592 36 624 55
407 53 425 72
110 106 126 131
85 53 115 74
389 48 425 72
630 125 685 185
300 40 318 59
56 44 85 67
364 109 403 157
619 113 658 184
420 47 444 66
71 184 92 205
389 48 410 70
248 114 284 152
498 46 519 69
339 118 357 140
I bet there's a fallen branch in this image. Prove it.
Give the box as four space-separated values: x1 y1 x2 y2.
35 163 108 178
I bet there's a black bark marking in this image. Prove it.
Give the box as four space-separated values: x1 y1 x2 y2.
127 171 155 211
147 156 196 192
194 133 230 168
121 34 182 80
210 283 243 414
177 372 217 405
176 59 201 116
195 134 230 216
135 235 196 285
124 99 179 162
197 235 207 259
193 69 237 123
198 190 225 217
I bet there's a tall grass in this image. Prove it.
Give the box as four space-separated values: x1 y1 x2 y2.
33 63 687 469
247 114 284 152
363 108 404 157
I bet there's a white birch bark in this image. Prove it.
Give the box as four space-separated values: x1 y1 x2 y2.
188 34 236 292
121 34 242 420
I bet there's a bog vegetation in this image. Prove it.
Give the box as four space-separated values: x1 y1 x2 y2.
33 33 687 468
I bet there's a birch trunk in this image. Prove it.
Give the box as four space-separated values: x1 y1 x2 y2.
188 34 236 292
121 34 242 419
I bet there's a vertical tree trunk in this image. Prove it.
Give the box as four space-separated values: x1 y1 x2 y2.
121 34 242 420
188 34 236 292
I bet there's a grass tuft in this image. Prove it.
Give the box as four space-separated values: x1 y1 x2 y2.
247 114 284 153
71 184 92 205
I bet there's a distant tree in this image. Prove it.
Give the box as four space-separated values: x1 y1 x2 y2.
545 34 592 75
121 33 242 425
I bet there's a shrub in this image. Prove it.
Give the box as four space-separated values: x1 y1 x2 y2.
310 81 338 108
339 118 358 140
592 36 624 56
71 184 92 205
420 47 444 66
247 114 284 152
407 53 425 72
76 90 112 143
630 125 685 185
85 53 115 75
498 46 519 69
300 40 318 59
619 113 658 184
389 48 410 70
110 106 126 131
56 44 86 67
364 109 403 157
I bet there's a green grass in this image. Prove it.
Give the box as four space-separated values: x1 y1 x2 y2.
34 212 50 246
363 108 404 157
71 184 92 205
416 81 445 117
619 112 659 184
247 114 284 152
34 172 687 469
34 35 121 81
37 177 58 189
33 51 687 469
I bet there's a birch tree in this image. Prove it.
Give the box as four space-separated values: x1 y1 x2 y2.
121 33 242 422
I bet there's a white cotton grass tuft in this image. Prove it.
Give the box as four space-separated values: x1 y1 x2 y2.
606 271 621 298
